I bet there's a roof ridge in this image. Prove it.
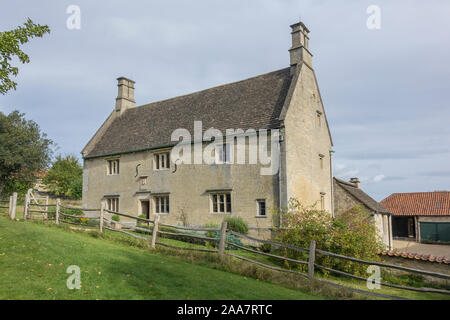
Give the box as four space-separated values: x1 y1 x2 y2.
388 191 450 196
333 177 357 188
134 67 291 110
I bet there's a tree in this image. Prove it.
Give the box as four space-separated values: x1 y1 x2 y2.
0 110 53 196
43 155 83 199
274 199 383 276
0 18 50 95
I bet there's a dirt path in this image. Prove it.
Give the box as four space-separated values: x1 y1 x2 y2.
393 240 450 257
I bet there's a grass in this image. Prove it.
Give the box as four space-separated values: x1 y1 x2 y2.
0 214 323 300
1 205 449 300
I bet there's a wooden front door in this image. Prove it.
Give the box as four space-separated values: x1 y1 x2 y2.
141 200 150 219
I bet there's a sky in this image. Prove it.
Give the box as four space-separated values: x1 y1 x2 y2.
1 0 449 201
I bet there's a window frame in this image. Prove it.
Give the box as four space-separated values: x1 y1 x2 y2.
154 151 171 171
319 154 325 170
215 143 232 164
210 192 232 214
316 110 323 128
106 197 119 213
256 199 267 217
153 194 170 215
106 159 120 175
320 192 326 211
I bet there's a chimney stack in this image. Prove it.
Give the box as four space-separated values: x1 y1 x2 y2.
349 177 360 188
289 20 313 74
115 77 135 117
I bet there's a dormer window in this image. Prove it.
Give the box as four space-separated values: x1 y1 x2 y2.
107 159 119 175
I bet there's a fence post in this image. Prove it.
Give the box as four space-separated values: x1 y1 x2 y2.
218 221 228 257
99 201 105 233
151 214 160 248
45 195 49 220
11 193 17 220
23 190 30 220
308 240 316 280
55 198 60 225
8 195 12 217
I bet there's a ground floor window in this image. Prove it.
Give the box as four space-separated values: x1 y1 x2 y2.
154 195 169 214
107 197 119 212
211 193 231 214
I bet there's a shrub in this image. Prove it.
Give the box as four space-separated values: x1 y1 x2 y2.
224 216 248 235
259 243 272 253
204 222 219 238
112 214 120 222
274 198 383 276
69 177 82 200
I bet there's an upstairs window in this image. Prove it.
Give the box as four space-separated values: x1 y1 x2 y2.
256 199 267 217
316 110 322 128
107 159 119 175
154 195 169 214
211 193 232 214
215 143 231 164
107 197 119 212
319 154 325 169
154 152 170 170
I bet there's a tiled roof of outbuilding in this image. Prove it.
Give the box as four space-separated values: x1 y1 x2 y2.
85 68 293 158
377 249 450 264
381 192 450 216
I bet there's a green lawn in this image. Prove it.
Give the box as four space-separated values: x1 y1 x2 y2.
0 214 322 300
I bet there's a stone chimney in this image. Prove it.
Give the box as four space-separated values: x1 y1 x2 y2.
349 177 360 188
289 20 313 74
115 77 135 117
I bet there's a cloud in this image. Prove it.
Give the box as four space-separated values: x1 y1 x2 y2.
0 0 449 201
418 170 450 177
373 175 385 183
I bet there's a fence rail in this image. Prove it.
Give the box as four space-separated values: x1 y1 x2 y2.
315 248 450 280
8 193 450 299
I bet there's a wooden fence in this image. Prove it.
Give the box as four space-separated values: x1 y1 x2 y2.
0 192 18 220
97 203 450 298
5 195 450 299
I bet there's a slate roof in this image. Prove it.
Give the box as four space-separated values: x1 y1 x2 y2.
381 192 450 216
85 68 293 158
334 177 390 214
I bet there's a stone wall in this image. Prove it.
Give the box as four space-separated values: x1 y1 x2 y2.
83 137 279 235
283 64 333 214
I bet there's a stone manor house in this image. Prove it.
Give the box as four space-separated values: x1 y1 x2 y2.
81 20 334 238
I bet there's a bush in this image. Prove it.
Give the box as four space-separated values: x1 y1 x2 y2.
224 216 248 235
69 177 82 200
112 214 120 222
274 199 383 276
259 243 272 253
204 222 219 238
